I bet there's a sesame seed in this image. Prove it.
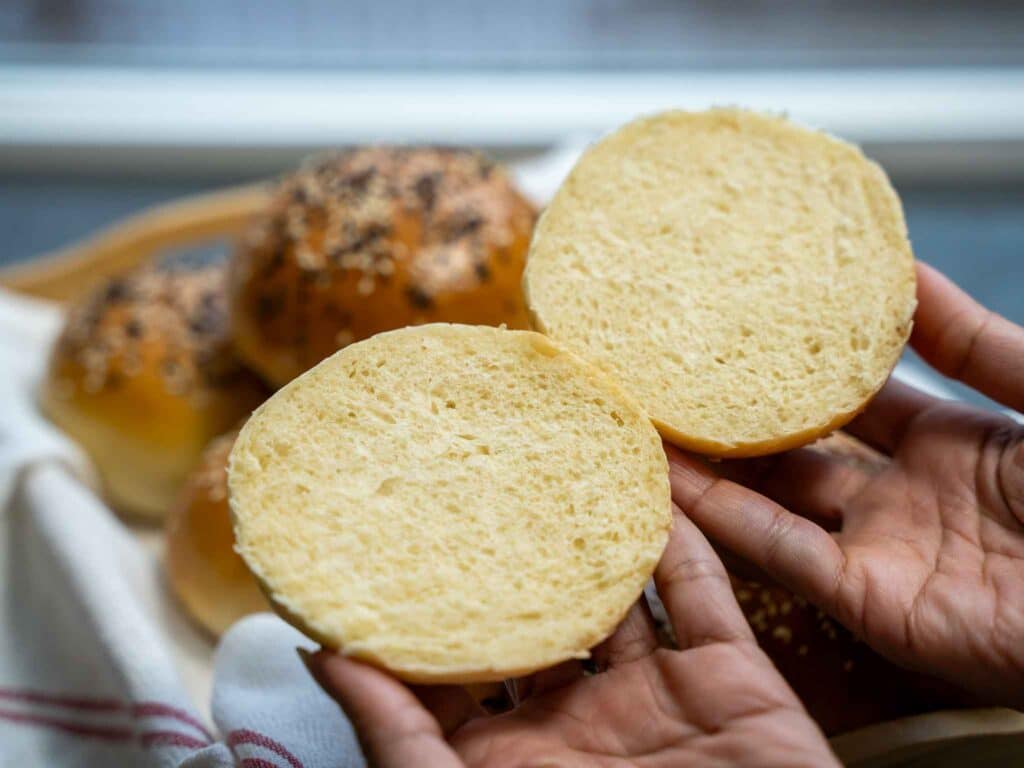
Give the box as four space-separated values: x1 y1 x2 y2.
771 626 793 643
232 146 535 356
56 263 245 398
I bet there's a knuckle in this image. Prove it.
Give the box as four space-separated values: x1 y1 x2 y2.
659 554 727 590
762 505 796 570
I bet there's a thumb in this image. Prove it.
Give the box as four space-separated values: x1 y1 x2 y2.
911 261 1024 412
305 650 464 768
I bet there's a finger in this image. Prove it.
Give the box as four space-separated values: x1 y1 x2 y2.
813 431 889 469
912 261 1024 412
307 651 463 767
410 685 485 736
666 445 845 617
844 377 940 454
716 546 776 584
654 500 755 649
591 599 659 669
718 446 872 525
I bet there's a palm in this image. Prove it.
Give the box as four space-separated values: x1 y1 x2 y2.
450 643 829 767
669 263 1024 707
830 401 1024 701
310 508 838 767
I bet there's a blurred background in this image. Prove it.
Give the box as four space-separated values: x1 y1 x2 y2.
1 0 1022 402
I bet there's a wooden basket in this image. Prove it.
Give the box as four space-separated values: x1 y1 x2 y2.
0 183 270 302
2 187 1022 765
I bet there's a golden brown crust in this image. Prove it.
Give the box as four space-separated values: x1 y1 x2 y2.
40 264 268 519
228 147 537 385
51 265 248 398
165 430 268 636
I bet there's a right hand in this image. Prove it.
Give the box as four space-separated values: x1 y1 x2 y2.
667 262 1024 707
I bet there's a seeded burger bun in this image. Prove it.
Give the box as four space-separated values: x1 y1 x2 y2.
735 571 962 736
229 147 537 386
165 429 268 636
228 324 671 683
40 264 267 519
525 108 917 457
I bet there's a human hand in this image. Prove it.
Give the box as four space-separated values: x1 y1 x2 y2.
667 262 1024 707
305 507 838 767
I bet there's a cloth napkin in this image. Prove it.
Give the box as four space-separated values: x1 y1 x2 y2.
0 141 989 768
0 287 366 768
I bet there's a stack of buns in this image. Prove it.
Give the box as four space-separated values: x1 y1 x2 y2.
39 147 537 635
40 112 942 735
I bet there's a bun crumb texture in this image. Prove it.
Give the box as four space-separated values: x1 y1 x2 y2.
228 324 671 683
525 108 917 456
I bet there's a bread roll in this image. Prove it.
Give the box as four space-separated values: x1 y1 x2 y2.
525 109 917 457
228 324 671 683
165 429 268 636
40 264 267 519
229 148 536 386
734 577 959 736
166 428 510 711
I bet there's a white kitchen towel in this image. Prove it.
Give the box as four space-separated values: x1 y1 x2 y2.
0 288 366 768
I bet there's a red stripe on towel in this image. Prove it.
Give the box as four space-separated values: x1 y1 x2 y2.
229 729 305 768
0 687 213 742
134 702 214 741
0 686 126 712
0 706 132 740
0 683 314 767
139 729 211 749
0 706 210 752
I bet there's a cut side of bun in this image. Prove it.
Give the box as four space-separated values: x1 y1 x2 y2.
525 108 917 457
228 324 671 683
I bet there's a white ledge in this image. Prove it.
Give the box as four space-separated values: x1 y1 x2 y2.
2 66 1024 144
1 66 1023 179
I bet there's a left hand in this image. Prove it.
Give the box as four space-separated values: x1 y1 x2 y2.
305 506 837 767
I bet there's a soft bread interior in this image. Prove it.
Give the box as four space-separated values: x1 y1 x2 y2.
524 108 917 456
228 324 670 683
